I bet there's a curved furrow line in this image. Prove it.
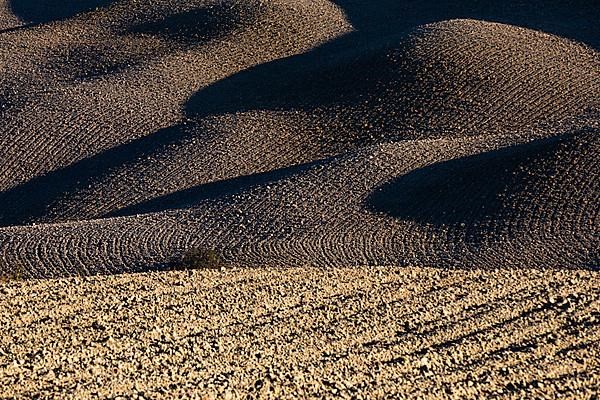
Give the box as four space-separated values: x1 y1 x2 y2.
0 13 598 277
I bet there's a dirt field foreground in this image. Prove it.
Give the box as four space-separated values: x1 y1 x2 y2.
1 267 599 399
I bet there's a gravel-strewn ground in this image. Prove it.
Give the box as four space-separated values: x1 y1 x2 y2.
0 1 599 398
1 266 599 399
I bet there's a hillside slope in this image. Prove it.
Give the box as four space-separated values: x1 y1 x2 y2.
0 1 597 278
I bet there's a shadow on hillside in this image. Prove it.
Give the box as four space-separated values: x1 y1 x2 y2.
109 159 324 217
8 0 600 46
185 32 404 118
185 0 600 123
128 3 261 47
9 0 116 24
8 0 600 85
331 0 599 49
0 124 188 227
0 118 320 227
364 135 565 228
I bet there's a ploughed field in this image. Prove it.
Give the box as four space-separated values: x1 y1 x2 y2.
1 267 599 398
0 0 598 398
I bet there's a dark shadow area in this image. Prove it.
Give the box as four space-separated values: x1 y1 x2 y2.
185 29 449 143
109 159 324 217
59 44 140 81
0 124 191 227
185 33 407 117
332 0 600 49
128 3 261 46
365 135 565 227
9 0 116 24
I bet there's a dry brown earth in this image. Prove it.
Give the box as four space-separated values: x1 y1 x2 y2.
1 267 599 399
0 0 598 398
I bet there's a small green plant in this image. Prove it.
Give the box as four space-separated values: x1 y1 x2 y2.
0 262 25 283
178 248 227 270
72 263 88 277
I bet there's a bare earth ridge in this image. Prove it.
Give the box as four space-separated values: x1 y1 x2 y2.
0 0 598 398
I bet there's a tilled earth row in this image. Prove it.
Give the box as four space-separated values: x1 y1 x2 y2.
1 266 599 399
1 131 597 278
